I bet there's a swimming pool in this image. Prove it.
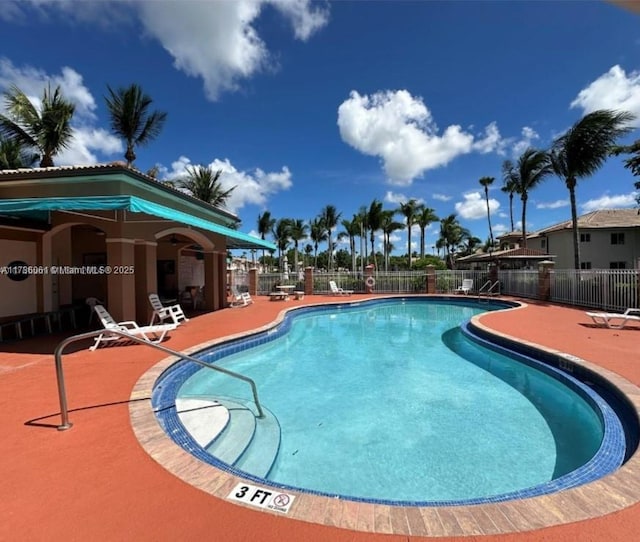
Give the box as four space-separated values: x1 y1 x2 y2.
152 298 629 505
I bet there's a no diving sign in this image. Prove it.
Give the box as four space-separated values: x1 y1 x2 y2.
228 482 296 514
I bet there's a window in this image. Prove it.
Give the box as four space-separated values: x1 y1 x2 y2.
580 233 591 243
610 261 627 269
580 262 592 270
611 233 625 245
540 239 546 249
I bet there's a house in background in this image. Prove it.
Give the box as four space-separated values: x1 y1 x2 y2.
0 164 275 326
457 209 640 270
528 209 640 270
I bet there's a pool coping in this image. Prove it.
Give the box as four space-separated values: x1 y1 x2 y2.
129 295 640 536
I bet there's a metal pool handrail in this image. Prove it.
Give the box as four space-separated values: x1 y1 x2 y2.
53 329 265 430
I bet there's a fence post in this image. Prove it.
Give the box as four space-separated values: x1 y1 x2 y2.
538 260 554 301
304 266 314 296
426 265 436 294
248 268 258 296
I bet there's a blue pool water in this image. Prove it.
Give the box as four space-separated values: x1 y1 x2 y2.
173 299 620 503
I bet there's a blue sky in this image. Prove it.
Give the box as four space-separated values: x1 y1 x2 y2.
1 1 639 256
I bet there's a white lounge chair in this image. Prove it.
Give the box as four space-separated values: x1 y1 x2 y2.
329 280 353 296
454 279 473 295
148 293 189 326
231 292 253 308
586 308 640 329
90 305 177 351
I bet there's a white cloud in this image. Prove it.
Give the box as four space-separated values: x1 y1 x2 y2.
536 199 569 210
493 223 508 235
581 192 638 212
512 126 540 156
432 193 452 202
337 89 504 185
384 191 424 205
571 65 640 124
0 59 123 164
162 155 293 213
7 1 329 102
454 191 500 220
0 58 96 120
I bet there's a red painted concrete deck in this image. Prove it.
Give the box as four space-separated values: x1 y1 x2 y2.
1 295 639 541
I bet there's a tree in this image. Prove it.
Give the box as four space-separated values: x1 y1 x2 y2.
478 176 495 249
502 148 552 249
416 206 438 258
272 219 292 273
288 219 308 278
612 139 640 207
309 218 327 269
501 175 518 232
177 165 235 207
438 214 467 269
0 84 75 167
338 216 360 272
319 205 341 271
380 209 403 270
550 109 635 269
105 83 167 166
257 211 276 272
399 198 420 268
0 136 38 170
367 199 384 270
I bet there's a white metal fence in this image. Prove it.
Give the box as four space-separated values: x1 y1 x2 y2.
251 268 638 312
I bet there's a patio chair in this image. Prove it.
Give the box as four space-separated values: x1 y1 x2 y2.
454 279 473 295
148 293 189 326
231 292 253 308
85 297 104 325
90 305 177 351
329 280 353 296
585 308 640 330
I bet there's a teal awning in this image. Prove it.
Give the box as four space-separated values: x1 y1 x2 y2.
0 195 276 251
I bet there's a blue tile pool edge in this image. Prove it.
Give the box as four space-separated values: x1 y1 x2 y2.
151 296 632 507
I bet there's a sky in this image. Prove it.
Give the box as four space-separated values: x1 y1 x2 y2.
1 0 639 256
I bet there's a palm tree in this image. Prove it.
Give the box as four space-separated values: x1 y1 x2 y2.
319 205 341 271
105 83 167 166
502 148 552 249
399 198 420 268
416 206 438 258
272 219 292 273
0 84 75 167
288 219 308 278
438 214 466 269
357 206 369 266
176 165 235 206
380 209 403 270
338 216 360 272
367 199 384 270
257 211 276 271
309 218 327 269
478 176 495 249
612 138 640 206
0 136 38 170
550 109 635 269
501 175 518 232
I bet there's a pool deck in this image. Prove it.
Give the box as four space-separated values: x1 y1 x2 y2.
2 294 640 541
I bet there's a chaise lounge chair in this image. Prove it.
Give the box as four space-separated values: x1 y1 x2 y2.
329 280 353 296
230 292 253 308
148 293 189 326
454 279 473 295
585 308 640 330
90 305 177 350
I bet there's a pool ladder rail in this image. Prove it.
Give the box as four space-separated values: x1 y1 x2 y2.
478 280 500 303
53 328 265 430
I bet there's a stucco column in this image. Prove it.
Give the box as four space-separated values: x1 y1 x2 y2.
106 238 136 322
304 267 314 296
249 268 258 296
134 241 157 324
426 264 436 294
538 260 555 301
203 252 224 311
